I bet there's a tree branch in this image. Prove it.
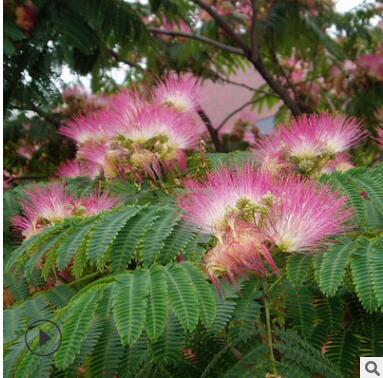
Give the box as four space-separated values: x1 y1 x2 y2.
107 48 145 72
250 0 259 61
191 0 308 116
266 46 302 105
251 58 304 117
148 27 245 56
196 106 224 152
190 0 250 54
217 99 256 131
205 69 258 91
28 103 62 128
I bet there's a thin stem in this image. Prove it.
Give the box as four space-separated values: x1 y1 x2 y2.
214 75 257 92
191 0 250 54
190 0 307 116
250 0 259 61
13 175 49 180
217 99 255 131
24 102 62 129
268 272 285 294
196 106 224 152
263 281 277 375
148 27 245 56
67 272 100 288
107 48 145 72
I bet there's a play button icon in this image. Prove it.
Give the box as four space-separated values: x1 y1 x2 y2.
39 329 51 346
25 319 62 356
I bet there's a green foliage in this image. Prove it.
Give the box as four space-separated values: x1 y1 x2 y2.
146 266 169 341
113 271 149 346
318 237 356 296
315 166 383 312
5 262 217 376
286 255 312 288
315 235 383 312
55 290 102 369
277 330 343 378
286 286 316 337
320 165 383 230
87 208 141 263
5 204 207 286
351 237 382 311
325 328 360 376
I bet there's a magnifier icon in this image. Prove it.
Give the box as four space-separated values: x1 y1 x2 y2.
366 361 381 376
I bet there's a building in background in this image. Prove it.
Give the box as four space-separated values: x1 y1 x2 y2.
199 68 278 135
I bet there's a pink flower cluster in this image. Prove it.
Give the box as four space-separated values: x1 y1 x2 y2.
376 128 383 150
179 164 352 282
356 53 383 83
59 85 111 117
253 113 365 176
58 76 204 182
13 182 118 239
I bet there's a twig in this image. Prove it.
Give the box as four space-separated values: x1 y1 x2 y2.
217 99 255 131
28 103 62 128
191 0 307 117
12 175 49 180
148 27 245 56
217 91 278 131
191 0 250 54
107 48 144 71
205 68 257 91
250 0 259 61
263 281 277 375
196 106 224 152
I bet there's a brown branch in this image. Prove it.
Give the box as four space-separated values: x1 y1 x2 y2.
266 46 303 105
196 106 224 152
191 0 308 116
250 0 259 61
217 99 256 131
12 175 49 180
251 58 304 117
148 27 245 56
28 103 62 128
205 68 258 91
191 0 250 54
107 48 144 72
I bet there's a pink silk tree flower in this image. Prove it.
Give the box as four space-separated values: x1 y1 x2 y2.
57 160 101 179
376 128 383 149
80 192 119 216
263 178 353 253
76 144 121 179
314 114 366 154
204 223 278 283
13 182 74 238
252 113 365 176
119 104 204 153
77 144 109 168
252 134 289 174
162 18 191 34
109 90 145 126
153 75 200 113
61 85 110 116
279 117 323 160
57 160 82 178
59 109 120 145
13 182 118 239
321 153 354 174
356 54 383 82
179 164 276 238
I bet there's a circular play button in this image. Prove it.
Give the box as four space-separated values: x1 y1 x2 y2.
24 319 62 356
